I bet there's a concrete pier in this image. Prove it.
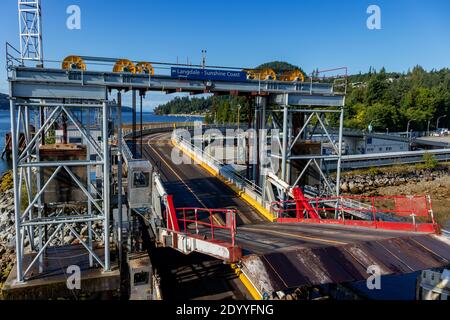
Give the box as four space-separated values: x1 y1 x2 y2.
2 244 120 300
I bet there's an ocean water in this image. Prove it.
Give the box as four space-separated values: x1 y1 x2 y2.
121 112 204 125
0 110 203 176
0 110 11 176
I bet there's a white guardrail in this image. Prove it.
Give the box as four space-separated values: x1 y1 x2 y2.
171 128 398 221
172 129 270 211
442 229 450 239
336 148 450 170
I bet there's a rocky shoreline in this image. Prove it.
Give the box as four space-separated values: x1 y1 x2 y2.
0 188 15 296
0 171 107 297
339 168 449 194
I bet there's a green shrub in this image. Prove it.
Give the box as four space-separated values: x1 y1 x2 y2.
45 130 56 145
367 167 381 176
0 171 13 192
418 152 438 170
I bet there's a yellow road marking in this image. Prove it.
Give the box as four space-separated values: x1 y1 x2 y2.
146 138 223 226
238 226 348 246
231 264 262 300
173 141 276 222
147 134 260 300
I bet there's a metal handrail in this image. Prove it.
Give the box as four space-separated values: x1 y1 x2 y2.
272 195 435 225
175 207 237 247
175 132 263 196
442 229 450 239
121 135 134 166
6 42 22 72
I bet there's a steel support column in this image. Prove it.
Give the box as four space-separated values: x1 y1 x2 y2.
132 90 137 157
140 92 144 158
10 100 24 282
102 101 111 271
117 92 123 268
87 106 93 267
281 104 289 183
335 107 344 196
259 96 267 198
252 99 259 183
35 103 43 272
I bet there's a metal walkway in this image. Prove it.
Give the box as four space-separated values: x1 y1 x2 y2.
9 66 345 107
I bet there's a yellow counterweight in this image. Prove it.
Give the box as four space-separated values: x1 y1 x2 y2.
61 56 87 71
136 62 155 75
279 69 305 82
113 59 136 73
244 68 277 81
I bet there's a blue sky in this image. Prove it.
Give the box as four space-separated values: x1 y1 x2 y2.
1 0 449 110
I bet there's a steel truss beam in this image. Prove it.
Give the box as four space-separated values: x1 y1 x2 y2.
261 104 344 206
9 99 112 282
10 67 345 106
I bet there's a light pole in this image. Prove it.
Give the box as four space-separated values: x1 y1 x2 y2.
201 49 207 69
368 119 380 133
236 104 243 163
427 118 432 136
436 115 447 133
237 104 242 130
406 119 416 139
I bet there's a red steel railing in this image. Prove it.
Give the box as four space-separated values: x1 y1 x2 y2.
272 195 438 233
166 207 237 246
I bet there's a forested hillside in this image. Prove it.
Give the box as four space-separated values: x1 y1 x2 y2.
154 63 450 131
154 96 210 115
154 61 301 121
344 66 450 131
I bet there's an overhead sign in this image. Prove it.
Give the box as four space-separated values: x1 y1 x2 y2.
171 67 247 82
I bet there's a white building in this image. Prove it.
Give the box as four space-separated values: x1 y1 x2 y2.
313 133 410 155
355 135 409 154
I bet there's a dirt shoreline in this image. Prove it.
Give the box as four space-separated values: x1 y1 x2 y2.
340 165 450 228
361 175 450 228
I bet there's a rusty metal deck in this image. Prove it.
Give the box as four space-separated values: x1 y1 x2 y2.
230 223 450 294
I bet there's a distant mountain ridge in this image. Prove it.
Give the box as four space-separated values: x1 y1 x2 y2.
155 63 450 131
0 94 139 111
0 93 8 110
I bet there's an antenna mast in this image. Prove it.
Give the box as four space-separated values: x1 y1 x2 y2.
18 0 44 66
202 49 207 68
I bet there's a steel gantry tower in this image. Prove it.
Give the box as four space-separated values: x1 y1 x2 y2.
255 69 348 207
18 0 44 66
9 99 113 282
